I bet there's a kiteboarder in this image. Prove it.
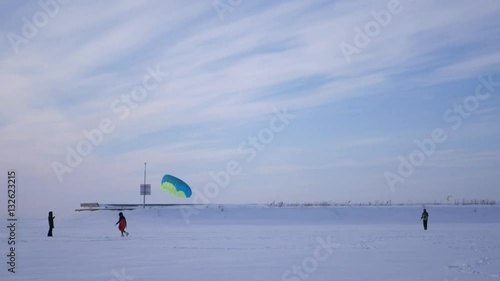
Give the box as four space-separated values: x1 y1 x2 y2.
47 211 55 237
115 212 129 237
420 209 429 230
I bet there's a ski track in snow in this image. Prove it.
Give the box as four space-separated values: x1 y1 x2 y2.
447 257 500 278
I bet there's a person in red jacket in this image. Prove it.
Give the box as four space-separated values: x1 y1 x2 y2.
115 212 129 237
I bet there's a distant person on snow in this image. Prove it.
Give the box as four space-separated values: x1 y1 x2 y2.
47 211 55 237
115 212 129 237
420 209 429 230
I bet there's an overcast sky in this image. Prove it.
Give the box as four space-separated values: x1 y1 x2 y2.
0 0 499 217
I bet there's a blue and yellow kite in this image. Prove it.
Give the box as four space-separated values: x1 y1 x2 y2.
160 174 192 198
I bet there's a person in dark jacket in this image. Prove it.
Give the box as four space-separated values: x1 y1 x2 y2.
48 211 55 237
420 209 429 230
115 212 129 237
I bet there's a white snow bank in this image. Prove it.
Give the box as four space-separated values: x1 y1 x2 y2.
1 205 499 281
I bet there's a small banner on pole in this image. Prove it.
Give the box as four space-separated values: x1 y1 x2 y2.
140 184 151 195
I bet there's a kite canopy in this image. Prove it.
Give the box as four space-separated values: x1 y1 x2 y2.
161 174 192 198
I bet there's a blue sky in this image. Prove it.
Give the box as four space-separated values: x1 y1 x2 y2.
0 0 499 216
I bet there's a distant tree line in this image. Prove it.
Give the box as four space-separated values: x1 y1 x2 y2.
267 199 496 207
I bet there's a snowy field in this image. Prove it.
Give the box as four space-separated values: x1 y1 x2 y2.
2 205 500 281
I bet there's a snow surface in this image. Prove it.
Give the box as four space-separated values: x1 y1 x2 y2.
1 205 500 281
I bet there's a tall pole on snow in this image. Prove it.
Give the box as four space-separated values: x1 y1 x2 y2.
143 162 147 208
140 162 151 209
